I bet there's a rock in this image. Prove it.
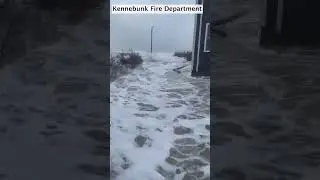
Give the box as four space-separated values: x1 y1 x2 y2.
156 166 175 180
136 103 159 111
174 126 193 135
176 114 188 119
177 158 208 170
170 104 182 108
186 113 205 120
182 173 200 180
134 113 149 117
121 157 131 170
205 124 210 131
169 148 188 159
182 174 197 180
134 135 148 147
174 138 197 145
165 157 178 165
200 147 210 161
167 93 182 99
175 168 182 174
136 125 146 130
175 145 198 155
156 114 166 120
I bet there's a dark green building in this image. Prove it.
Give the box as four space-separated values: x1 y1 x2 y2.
191 0 210 77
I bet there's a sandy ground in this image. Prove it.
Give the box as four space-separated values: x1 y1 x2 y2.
110 53 210 180
212 0 320 179
0 8 109 180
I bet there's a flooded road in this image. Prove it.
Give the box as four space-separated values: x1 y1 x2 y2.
110 52 210 180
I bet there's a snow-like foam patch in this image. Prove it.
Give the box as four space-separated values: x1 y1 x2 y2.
110 52 210 180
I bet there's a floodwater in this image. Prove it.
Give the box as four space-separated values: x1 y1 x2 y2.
110 52 210 180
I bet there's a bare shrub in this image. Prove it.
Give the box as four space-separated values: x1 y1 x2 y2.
110 50 143 81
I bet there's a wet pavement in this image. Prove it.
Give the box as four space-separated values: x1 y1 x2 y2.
212 0 320 179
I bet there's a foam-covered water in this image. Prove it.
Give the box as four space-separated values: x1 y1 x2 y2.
110 52 210 180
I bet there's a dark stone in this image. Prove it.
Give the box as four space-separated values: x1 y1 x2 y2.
134 113 149 117
176 114 188 119
205 124 210 131
120 156 131 170
174 138 197 145
200 147 210 161
182 174 197 180
174 126 193 135
136 126 146 130
176 158 208 169
183 171 205 179
175 168 181 174
156 166 175 180
134 135 148 147
169 148 188 159
136 103 159 111
165 157 178 165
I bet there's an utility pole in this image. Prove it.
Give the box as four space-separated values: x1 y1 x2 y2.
150 25 154 56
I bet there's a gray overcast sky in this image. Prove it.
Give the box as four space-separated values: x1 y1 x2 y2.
110 0 196 53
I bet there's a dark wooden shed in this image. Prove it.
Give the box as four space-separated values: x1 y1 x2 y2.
191 0 210 76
